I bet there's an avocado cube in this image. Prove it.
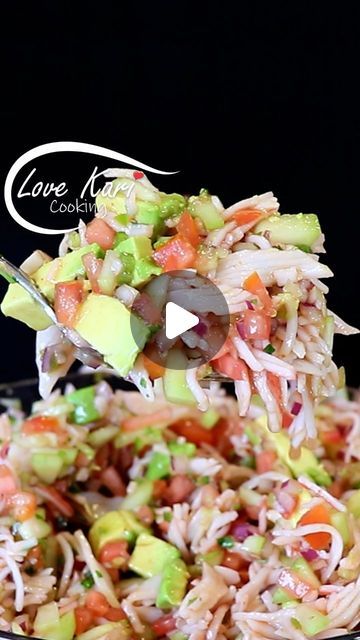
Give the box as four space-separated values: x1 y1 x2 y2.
156 559 189 609
89 510 148 556
135 201 161 226
74 293 149 377
116 236 152 260
131 258 162 287
33 243 102 302
1 282 53 330
129 533 180 577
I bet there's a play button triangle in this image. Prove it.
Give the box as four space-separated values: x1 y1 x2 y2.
165 302 199 340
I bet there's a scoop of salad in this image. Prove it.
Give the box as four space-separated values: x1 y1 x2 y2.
1 169 358 446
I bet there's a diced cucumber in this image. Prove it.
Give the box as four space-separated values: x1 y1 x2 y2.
18 515 52 540
291 556 320 589
163 349 196 406
293 604 329 636
31 452 64 484
254 213 321 249
272 587 295 604
168 441 196 458
121 479 154 510
146 452 172 480
347 490 360 518
330 511 350 545
200 408 219 429
241 534 265 555
67 386 101 425
88 425 119 448
188 190 224 230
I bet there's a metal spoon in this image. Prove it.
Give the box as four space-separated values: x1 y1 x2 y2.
0 255 228 382
0 256 104 368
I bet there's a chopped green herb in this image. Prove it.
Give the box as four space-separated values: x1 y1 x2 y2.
241 455 256 469
68 482 81 494
263 343 275 354
163 512 173 523
81 572 95 589
140 378 147 388
95 570 103 578
198 475 210 485
218 535 235 549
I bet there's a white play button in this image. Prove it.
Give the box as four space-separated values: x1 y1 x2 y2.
165 302 199 340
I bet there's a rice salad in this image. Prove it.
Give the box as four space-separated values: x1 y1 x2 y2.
1 172 358 449
1 381 360 639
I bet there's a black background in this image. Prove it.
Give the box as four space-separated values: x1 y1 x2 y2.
0 2 359 385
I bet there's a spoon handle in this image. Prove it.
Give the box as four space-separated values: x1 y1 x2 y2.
0 255 57 324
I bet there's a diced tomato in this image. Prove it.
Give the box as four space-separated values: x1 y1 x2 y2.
211 417 233 457
22 415 62 435
231 208 263 227
100 466 126 496
26 545 44 571
75 607 94 635
171 418 215 445
153 479 167 500
321 429 342 445
278 568 314 599
299 503 331 550
212 353 248 381
75 451 91 468
85 218 116 250
329 479 344 499
163 475 195 505
282 410 294 429
255 450 277 474
54 280 84 327
142 348 165 380
152 614 177 636
9 491 37 522
267 372 292 429
99 540 129 567
106 607 127 622
176 212 201 247
122 409 172 432
86 591 110 617
106 568 119 582
132 293 162 324
238 309 271 341
82 252 103 293
222 552 246 571
0 465 17 495
243 272 273 315
153 234 197 271
37 485 74 518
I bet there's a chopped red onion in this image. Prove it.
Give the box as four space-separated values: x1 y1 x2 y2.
193 320 207 337
41 344 68 373
236 320 246 340
245 300 255 310
301 549 318 561
229 518 251 542
291 402 302 416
